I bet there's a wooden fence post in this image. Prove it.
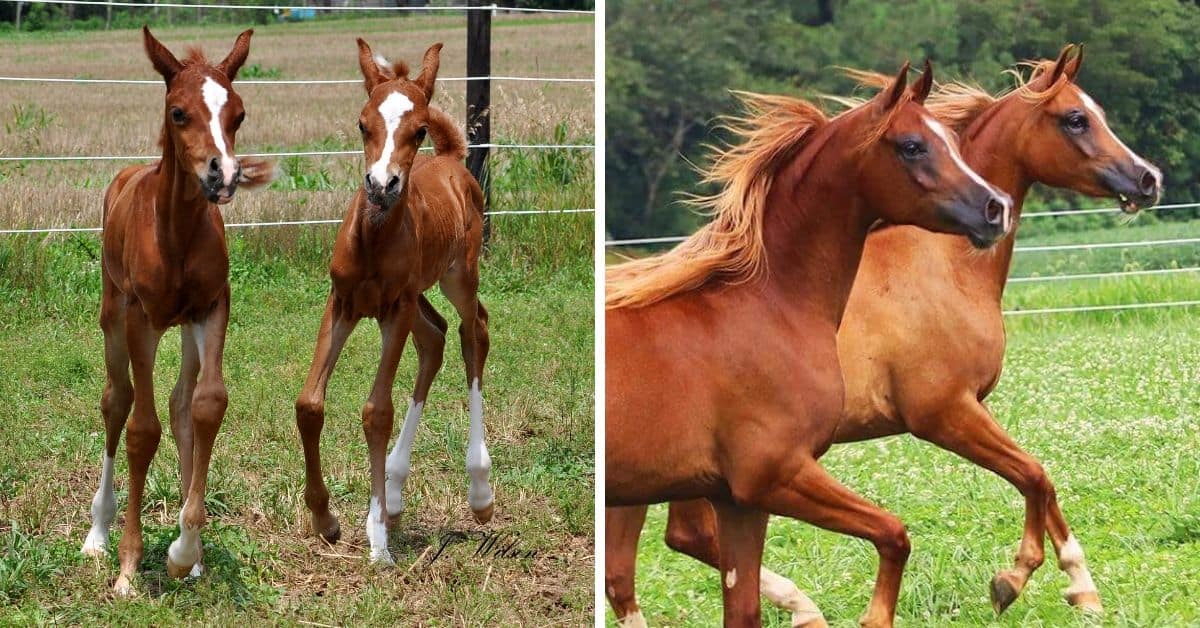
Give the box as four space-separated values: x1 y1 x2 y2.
466 0 492 242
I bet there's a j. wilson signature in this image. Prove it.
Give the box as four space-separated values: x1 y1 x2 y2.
425 529 539 567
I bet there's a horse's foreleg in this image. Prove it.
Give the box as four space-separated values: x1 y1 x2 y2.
167 292 230 579
295 294 357 544
663 499 826 627
605 505 648 626
441 273 493 524
361 304 415 565
911 397 1055 614
711 500 769 627
385 295 447 520
82 294 132 559
738 457 909 628
114 305 164 597
169 324 201 518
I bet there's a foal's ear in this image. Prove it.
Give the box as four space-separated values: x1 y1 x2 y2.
875 60 911 112
143 26 183 84
357 38 388 93
1044 44 1076 87
413 42 443 101
217 29 254 81
910 59 934 104
1062 44 1084 81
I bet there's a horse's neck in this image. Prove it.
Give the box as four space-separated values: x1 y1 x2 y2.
154 132 211 260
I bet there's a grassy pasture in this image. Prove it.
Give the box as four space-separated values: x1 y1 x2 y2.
0 14 594 627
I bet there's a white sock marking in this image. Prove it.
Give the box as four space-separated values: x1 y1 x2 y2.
366 496 392 564
367 92 414 190
466 378 493 512
201 77 237 186
760 567 824 623
167 498 202 569
82 454 116 554
618 610 648 628
385 398 424 517
1059 534 1097 595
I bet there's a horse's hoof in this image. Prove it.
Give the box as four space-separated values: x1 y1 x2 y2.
112 576 136 599
1066 590 1103 614
166 556 195 579
313 515 341 544
369 548 396 568
472 502 494 524
990 571 1022 615
80 539 107 559
794 614 829 628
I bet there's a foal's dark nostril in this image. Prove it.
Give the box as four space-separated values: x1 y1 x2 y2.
364 173 373 189
386 175 401 194
1138 169 1158 196
985 197 1005 225
208 157 220 174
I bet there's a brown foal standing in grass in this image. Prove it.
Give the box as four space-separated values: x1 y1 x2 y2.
81 27 273 597
294 39 493 566
607 45 1162 626
606 62 1014 628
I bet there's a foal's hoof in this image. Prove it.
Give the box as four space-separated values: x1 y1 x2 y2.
312 514 341 544
369 548 396 568
166 556 196 579
1066 590 1104 614
112 576 136 599
794 615 829 628
990 571 1023 614
80 539 107 559
472 502 495 524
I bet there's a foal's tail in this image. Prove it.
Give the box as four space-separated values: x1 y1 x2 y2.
427 106 468 161
237 157 279 190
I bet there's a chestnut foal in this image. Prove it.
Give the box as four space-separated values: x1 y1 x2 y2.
294 40 493 566
606 62 1012 628
607 46 1162 625
81 28 272 596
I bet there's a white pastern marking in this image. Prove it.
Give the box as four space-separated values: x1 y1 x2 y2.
1078 90 1160 182
366 496 392 564
385 398 424 517
368 92 415 189
201 77 237 186
167 498 202 569
725 567 737 589
618 610 648 628
924 116 1009 212
466 378 493 511
760 567 823 619
81 454 116 554
1059 534 1098 595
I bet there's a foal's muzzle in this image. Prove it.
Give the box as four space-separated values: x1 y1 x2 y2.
364 172 402 210
202 156 242 205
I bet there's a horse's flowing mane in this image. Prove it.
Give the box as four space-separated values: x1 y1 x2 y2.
426 105 467 161
605 92 835 309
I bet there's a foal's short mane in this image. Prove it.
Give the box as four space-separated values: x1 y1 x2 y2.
605 92 833 309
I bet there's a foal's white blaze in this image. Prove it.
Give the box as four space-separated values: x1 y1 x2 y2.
1059 534 1098 595
924 116 1012 229
201 77 237 186
167 498 202 570
385 397 424 517
1077 90 1161 186
367 91 415 190
81 453 116 555
466 378 493 512
366 496 392 564
760 567 824 624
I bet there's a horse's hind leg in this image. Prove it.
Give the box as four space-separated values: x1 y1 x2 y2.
663 499 826 626
711 500 769 627
605 505 648 626
440 270 493 523
1046 499 1101 612
385 295 447 520
81 291 132 559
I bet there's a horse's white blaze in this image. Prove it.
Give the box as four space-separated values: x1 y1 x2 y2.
167 498 202 569
366 496 392 564
760 567 824 623
466 378 493 511
385 398 424 517
1077 89 1161 186
924 116 1011 227
201 77 237 186
1059 534 1098 595
368 91 415 190
618 610 648 628
81 453 116 554
725 567 737 589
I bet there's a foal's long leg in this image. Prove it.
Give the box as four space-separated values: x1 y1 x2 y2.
440 273 494 523
605 505 648 626
361 304 416 565
385 295 447 519
913 397 1096 612
167 292 230 579
661 499 827 627
1046 499 1101 611
114 304 164 597
81 292 132 558
740 458 910 628
168 323 201 520
711 500 769 627
295 294 358 543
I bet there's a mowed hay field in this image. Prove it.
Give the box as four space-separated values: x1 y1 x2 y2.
0 14 594 627
606 216 1200 626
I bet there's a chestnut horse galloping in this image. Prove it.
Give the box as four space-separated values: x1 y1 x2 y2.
606 63 1012 627
294 40 492 566
607 46 1162 625
81 28 273 596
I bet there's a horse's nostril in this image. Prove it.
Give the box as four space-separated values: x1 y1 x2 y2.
209 157 220 173
386 175 401 193
364 173 373 189
985 198 1004 225
1138 169 1158 196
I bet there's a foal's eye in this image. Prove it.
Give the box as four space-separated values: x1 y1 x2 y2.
233 112 245 129
358 120 367 135
415 127 428 143
170 107 187 125
898 140 926 160
1063 111 1089 134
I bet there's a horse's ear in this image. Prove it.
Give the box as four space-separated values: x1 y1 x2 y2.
413 42 443 101
1063 44 1084 81
357 38 387 93
143 26 183 84
875 60 911 112
1044 44 1075 87
217 29 253 81
910 59 934 104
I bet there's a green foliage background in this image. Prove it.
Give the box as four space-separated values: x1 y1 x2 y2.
605 0 1200 240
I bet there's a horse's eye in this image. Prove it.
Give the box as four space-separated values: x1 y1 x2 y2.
233 112 245 129
358 120 367 135
415 127 428 143
1064 112 1089 134
899 140 925 160
170 107 187 125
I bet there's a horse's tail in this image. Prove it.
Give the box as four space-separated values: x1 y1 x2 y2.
237 157 278 190
427 105 468 161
